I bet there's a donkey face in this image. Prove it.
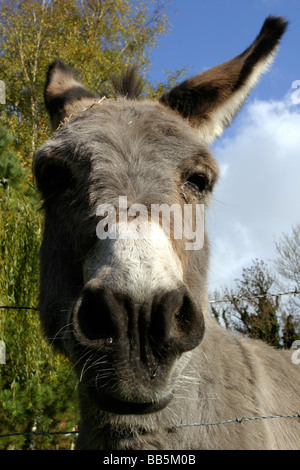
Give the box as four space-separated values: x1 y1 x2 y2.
34 17 287 419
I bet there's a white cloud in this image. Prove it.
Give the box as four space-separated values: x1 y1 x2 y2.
207 95 300 292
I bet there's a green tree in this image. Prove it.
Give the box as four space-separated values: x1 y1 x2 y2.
0 123 79 449
282 314 298 349
0 125 29 192
0 0 173 166
274 224 300 337
211 259 282 348
275 224 300 296
0 181 79 449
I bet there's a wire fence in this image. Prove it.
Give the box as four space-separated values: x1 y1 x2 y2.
0 430 79 439
0 290 299 446
0 305 38 311
175 413 300 428
0 413 299 441
208 289 300 304
0 289 299 312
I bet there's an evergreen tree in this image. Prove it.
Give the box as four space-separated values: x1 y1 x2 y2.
282 314 298 349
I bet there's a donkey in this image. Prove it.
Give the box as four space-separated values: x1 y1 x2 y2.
33 16 300 450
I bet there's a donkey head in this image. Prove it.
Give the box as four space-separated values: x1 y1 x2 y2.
34 17 287 425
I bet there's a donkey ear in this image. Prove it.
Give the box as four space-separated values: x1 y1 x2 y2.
44 59 95 131
160 16 288 143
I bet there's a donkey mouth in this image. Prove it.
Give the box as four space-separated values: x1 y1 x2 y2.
89 387 173 415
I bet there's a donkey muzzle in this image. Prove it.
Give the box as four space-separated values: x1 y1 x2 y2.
72 282 205 361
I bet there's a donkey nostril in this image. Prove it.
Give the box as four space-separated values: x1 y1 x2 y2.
74 287 117 343
174 295 195 335
150 288 204 356
173 294 205 350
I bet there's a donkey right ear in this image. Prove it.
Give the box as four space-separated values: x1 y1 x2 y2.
44 59 95 131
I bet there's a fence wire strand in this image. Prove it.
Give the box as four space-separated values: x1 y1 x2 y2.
175 413 300 428
0 413 299 440
0 290 299 311
0 430 79 439
0 306 38 311
208 289 300 304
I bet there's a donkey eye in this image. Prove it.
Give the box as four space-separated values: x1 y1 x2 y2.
185 173 208 193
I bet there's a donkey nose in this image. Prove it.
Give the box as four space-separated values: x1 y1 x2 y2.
72 283 204 357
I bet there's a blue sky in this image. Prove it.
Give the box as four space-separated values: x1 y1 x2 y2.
150 0 299 102
149 0 300 293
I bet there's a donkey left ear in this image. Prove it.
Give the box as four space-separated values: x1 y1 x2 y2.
160 16 288 143
44 59 95 131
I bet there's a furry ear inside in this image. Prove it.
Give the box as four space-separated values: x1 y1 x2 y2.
160 16 288 143
44 59 95 131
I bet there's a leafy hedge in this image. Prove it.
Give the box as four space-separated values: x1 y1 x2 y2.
0 126 79 450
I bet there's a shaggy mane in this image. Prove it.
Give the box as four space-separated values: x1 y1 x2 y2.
111 65 143 100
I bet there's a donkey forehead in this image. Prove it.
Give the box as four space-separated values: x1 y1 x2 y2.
44 99 214 167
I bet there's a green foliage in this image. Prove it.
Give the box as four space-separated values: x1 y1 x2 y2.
0 0 174 167
0 362 78 450
229 259 281 347
147 66 189 99
0 125 27 191
282 314 299 349
0 177 79 449
211 258 299 348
